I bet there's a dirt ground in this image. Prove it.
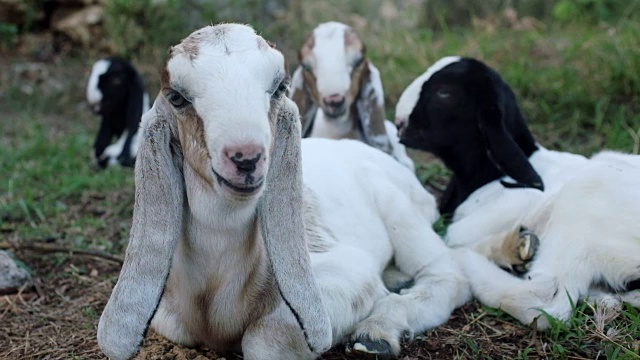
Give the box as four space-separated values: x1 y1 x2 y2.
0 249 547 360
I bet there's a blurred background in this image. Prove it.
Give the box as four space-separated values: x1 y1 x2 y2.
1 1 640 359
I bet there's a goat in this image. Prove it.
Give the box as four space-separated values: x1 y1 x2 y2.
97 24 471 360
290 21 415 170
395 56 640 326
87 56 150 168
395 56 587 270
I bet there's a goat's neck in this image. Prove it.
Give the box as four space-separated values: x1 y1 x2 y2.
311 109 359 140
439 148 503 211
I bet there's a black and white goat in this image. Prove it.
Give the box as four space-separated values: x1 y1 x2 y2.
395 56 640 327
290 21 414 170
97 25 472 360
86 56 150 168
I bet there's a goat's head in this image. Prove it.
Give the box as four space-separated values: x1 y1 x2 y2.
87 57 137 115
396 56 543 193
290 22 389 148
97 24 332 360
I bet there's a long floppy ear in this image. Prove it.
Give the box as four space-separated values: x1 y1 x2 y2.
289 66 318 138
97 96 184 360
258 97 332 354
476 79 544 191
355 62 392 154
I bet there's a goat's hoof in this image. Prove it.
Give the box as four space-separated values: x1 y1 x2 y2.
509 227 539 275
345 337 394 359
518 228 539 260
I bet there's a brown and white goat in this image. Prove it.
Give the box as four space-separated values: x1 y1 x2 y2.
97 24 473 360
290 21 414 170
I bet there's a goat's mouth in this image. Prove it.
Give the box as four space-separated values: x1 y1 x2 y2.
322 106 347 118
89 102 101 114
212 168 264 195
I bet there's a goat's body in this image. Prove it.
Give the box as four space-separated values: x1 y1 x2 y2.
456 152 640 326
152 139 468 357
446 147 588 265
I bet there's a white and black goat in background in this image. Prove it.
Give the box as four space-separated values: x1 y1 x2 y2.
97 24 473 360
86 56 150 168
290 21 415 170
395 56 640 328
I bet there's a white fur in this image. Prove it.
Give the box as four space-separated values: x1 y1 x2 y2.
102 131 128 166
394 56 461 128
87 58 110 109
446 146 588 248
311 22 357 98
456 151 640 327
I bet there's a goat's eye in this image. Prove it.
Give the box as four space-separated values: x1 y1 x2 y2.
353 57 364 68
272 81 288 99
436 88 450 99
167 91 188 108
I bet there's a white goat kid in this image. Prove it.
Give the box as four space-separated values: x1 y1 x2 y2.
290 21 415 170
456 151 640 327
98 24 469 360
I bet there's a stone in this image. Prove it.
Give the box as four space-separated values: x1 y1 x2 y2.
0 250 31 294
51 4 103 45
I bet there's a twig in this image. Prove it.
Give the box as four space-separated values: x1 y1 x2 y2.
0 241 123 264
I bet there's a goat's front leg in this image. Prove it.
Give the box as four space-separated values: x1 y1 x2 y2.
347 251 470 357
242 302 317 360
345 186 471 357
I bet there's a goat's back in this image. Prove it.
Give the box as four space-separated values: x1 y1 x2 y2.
301 138 438 263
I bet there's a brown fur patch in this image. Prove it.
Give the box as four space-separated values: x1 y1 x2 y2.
299 34 315 62
490 229 528 268
344 28 364 54
175 107 214 188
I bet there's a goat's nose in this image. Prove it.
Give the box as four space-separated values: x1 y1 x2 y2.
322 94 345 107
224 145 265 174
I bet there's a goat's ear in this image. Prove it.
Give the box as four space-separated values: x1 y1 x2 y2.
258 98 332 354
289 66 318 138
355 62 392 153
477 80 544 191
98 95 184 360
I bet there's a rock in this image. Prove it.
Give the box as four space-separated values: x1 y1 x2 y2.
51 4 103 45
0 250 31 294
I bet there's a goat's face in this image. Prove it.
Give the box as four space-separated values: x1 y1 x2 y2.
396 56 543 192
394 56 469 154
87 59 131 114
298 22 366 118
161 24 289 201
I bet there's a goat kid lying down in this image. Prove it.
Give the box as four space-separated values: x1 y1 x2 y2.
455 152 640 328
290 21 415 170
97 24 471 360
395 56 588 271
395 56 640 326
87 56 150 168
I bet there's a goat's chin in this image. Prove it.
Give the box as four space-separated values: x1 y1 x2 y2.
212 168 265 200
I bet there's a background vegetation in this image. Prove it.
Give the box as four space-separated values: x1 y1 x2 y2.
1 0 639 359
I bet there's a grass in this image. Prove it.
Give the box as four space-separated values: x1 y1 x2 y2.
1 1 640 359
